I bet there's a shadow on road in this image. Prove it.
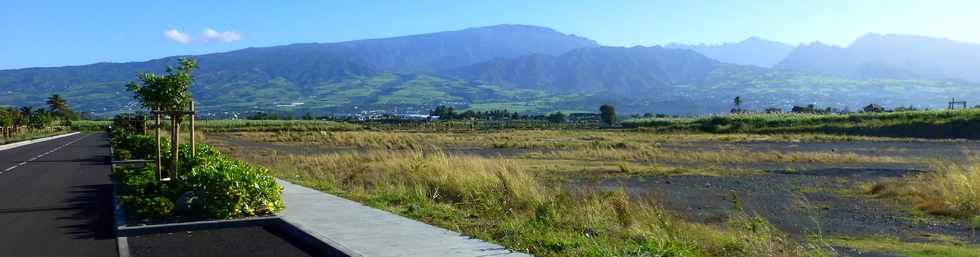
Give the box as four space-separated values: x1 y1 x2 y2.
59 184 115 240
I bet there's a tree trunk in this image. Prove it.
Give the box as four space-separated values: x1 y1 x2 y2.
155 113 163 181
170 115 179 179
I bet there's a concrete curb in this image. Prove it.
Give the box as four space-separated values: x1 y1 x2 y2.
0 131 79 152
116 215 282 237
272 216 365 257
269 219 364 257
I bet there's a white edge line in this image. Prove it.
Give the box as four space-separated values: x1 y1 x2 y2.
0 132 81 152
1 133 90 173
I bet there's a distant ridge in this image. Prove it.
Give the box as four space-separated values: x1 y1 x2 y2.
776 33 980 82
666 37 793 68
450 46 720 93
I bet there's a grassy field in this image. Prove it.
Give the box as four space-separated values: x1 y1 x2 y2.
216 147 832 257
866 161 980 219
70 119 360 132
623 109 980 139
74 111 980 256
202 126 980 257
0 127 72 145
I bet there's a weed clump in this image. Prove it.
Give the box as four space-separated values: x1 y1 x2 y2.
868 160 980 218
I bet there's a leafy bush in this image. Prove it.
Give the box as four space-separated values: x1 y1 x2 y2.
178 144 284 218
111 132 283 220
112 165 175 220
109 128 168 160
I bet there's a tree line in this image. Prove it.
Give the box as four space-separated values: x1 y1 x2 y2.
1 94 78 136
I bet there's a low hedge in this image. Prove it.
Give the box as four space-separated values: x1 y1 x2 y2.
111 131 283 220
109 128 168 160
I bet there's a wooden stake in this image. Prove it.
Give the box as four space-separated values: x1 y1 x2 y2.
170 114 179 179
155 112 162 181
189 100 196 156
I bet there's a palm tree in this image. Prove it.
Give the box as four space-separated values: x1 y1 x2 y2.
732 96 743 113
19 106 32 117
46 94 73 118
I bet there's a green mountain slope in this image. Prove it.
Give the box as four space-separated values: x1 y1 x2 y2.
1 25 978 116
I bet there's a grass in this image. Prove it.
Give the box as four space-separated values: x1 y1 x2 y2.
215 130 916 174
527 146 907 165
0 127 72 145
223 130 913 150
196 119 361 132
200 125 979 256
866 160 980 218
829 237 980 257
70 120 111 131
72 119 361 133
623 109 980 139
216 147 831 257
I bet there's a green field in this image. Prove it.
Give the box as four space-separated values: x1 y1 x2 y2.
623 109 980 139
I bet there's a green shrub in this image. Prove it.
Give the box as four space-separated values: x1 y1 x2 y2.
111 142 283 220
109 128 168 160
178 144 284 218
124 196 174 219
112 166 176 220
114 149 132 161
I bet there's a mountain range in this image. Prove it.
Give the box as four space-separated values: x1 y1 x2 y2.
1 24 979 116
776 33 980 82
665 37 794 68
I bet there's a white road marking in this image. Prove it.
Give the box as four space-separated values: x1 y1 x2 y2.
1 134 91 174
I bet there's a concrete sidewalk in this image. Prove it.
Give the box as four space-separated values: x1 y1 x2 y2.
277 179 531 257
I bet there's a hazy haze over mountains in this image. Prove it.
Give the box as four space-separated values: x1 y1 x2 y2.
451 46 720 93
1 24 979 116
665 37 794 68
776 33 980 82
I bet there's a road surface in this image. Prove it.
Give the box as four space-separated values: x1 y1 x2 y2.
0 132 117 257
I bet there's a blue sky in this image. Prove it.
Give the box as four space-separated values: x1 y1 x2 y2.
1 0 977 69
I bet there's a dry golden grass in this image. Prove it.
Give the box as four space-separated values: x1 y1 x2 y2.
526 145 908 166
868 160 980 218
223 130 909 151
219 131 916 170
215 144 828 257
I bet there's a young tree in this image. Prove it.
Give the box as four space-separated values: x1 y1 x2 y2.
599 104 617 126
127 58 198 112
126 58 199 180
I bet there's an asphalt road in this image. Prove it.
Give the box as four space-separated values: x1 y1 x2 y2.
0 132 117 257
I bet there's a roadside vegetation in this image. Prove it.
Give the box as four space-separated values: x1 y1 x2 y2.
623 109 980 139
109 116 284 221
110 58 283 222
1 94 79 144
